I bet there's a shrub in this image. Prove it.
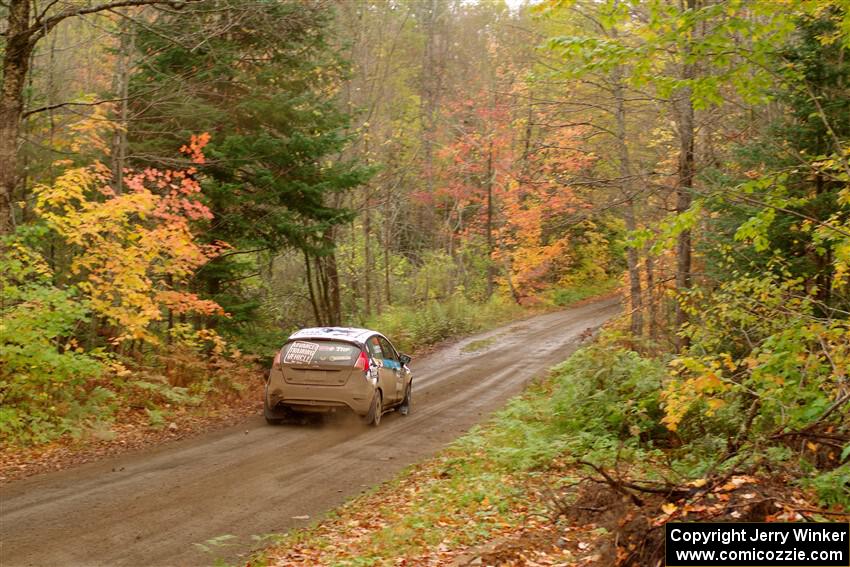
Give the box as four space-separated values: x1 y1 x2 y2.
0 243 108 444
548 347 667 446
365 294 524 354
470 344 668 472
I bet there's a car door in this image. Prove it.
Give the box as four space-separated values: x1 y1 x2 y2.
366 335 395 403
378 337 404 402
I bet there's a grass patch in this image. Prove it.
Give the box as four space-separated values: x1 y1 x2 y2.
460 336 498 353
257 440 542 565
547 278 619 307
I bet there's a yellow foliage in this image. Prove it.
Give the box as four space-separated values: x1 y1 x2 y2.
662 356 731 431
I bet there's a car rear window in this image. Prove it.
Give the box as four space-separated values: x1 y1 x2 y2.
281 340 360 366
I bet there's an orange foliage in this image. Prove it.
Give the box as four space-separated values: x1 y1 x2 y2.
432 87 593 297
500 127 594 295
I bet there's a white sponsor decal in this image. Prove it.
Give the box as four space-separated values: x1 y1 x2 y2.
283 341 320 364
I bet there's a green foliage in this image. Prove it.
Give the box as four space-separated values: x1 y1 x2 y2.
802 464 850 508
558 218 626 286
545 0 802 109
471 345 668 471
130 379 202 408
0 239 108 445
404 250 462 303
145 407 166 429
665 272 849 502
0 236 240 447
652 8 850 505
548 347 668 451
228 325 288 365
699 8 850 301
458 331 847 506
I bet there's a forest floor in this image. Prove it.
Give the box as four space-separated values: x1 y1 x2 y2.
255 452 833 566
0 387 262 485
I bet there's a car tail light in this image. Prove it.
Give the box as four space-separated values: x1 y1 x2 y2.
273 349 282 367
354 350 369 372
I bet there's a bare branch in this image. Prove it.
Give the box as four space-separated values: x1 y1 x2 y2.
24 94 136 118
34 0 61 24
30 0 202 44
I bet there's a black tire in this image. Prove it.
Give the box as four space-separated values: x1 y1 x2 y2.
364 391 382 426
399 383 411 416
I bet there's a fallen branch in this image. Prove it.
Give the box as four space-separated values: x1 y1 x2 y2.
806 390 850 430
576 460 692 506
794 508 850 517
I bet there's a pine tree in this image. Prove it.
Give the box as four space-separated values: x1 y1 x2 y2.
127 0 371 322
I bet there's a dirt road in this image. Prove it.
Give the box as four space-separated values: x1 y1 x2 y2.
0 297 620 567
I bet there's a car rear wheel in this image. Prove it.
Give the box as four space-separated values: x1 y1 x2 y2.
364 391 382 426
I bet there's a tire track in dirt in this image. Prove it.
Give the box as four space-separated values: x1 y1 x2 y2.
0 297 620 567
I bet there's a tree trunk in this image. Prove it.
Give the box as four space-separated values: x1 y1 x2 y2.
2 0 170 233
645 248 658 341
19 46 35 226
384 196 392 307
315 228 342 326
612 67 643 337
503 248 521 305
522 93 533 170
314 258 326 321
304 250 322 326
166 274 174 344
46 31 59 186
674 0 697 352
485 138 495 298
363 189 372 317
416 0 444 249
814 173 833 308
326 251 342 326
0 0 33 234
110 19 134 194
348 213 360 311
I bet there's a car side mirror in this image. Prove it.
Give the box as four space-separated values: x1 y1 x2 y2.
399 354 412 366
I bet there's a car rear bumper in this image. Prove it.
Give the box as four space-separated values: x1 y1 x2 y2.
266 367 373 416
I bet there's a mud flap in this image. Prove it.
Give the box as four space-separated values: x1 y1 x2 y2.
264 382 292 423
399 383 411 416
